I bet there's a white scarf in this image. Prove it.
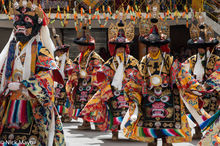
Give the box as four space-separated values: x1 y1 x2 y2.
194 53 205 82
0 35 39 91
17 36 38 80
111 55 129 91
194 51 211 82
58 53 67 78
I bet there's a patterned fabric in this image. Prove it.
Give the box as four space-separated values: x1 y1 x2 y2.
66 51 104 120
0 47 65 145
206 67 220 92
198 110 220 146
5 39 16 80
3 100 33 127
55 58 72 118
200 110 220 132
184 54 220 115
36 49 59 71
80 55 139 132
123 53 204 143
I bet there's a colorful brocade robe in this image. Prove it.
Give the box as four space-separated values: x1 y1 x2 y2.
0 42 65 146
198 110 220 146
184 54 220 116
66 51 104 119
123 53 205 143
80 55 139 132
55 58 73 119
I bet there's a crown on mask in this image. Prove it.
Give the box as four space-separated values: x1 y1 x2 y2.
9 0 44 20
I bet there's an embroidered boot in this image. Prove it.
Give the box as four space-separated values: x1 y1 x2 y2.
78 120 91 130
162 138 173 146
148 142 157 146
148 139 157 146
112 131 118 141
94 124 100 131
162 143 172 146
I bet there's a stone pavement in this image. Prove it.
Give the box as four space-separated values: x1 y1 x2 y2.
63 119 199 146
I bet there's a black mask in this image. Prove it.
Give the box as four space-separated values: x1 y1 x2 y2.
13 7 43 44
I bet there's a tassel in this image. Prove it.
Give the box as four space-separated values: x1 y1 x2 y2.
59 13 62 20
160 15 163 21
5 100 33 128
182 12 185 17
55 12 58 19
81 7 83 16
92 15 96 19
74 13 77 20
109 6 112 15
126 6 129 14
48 8 51 22
89 6 91 14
